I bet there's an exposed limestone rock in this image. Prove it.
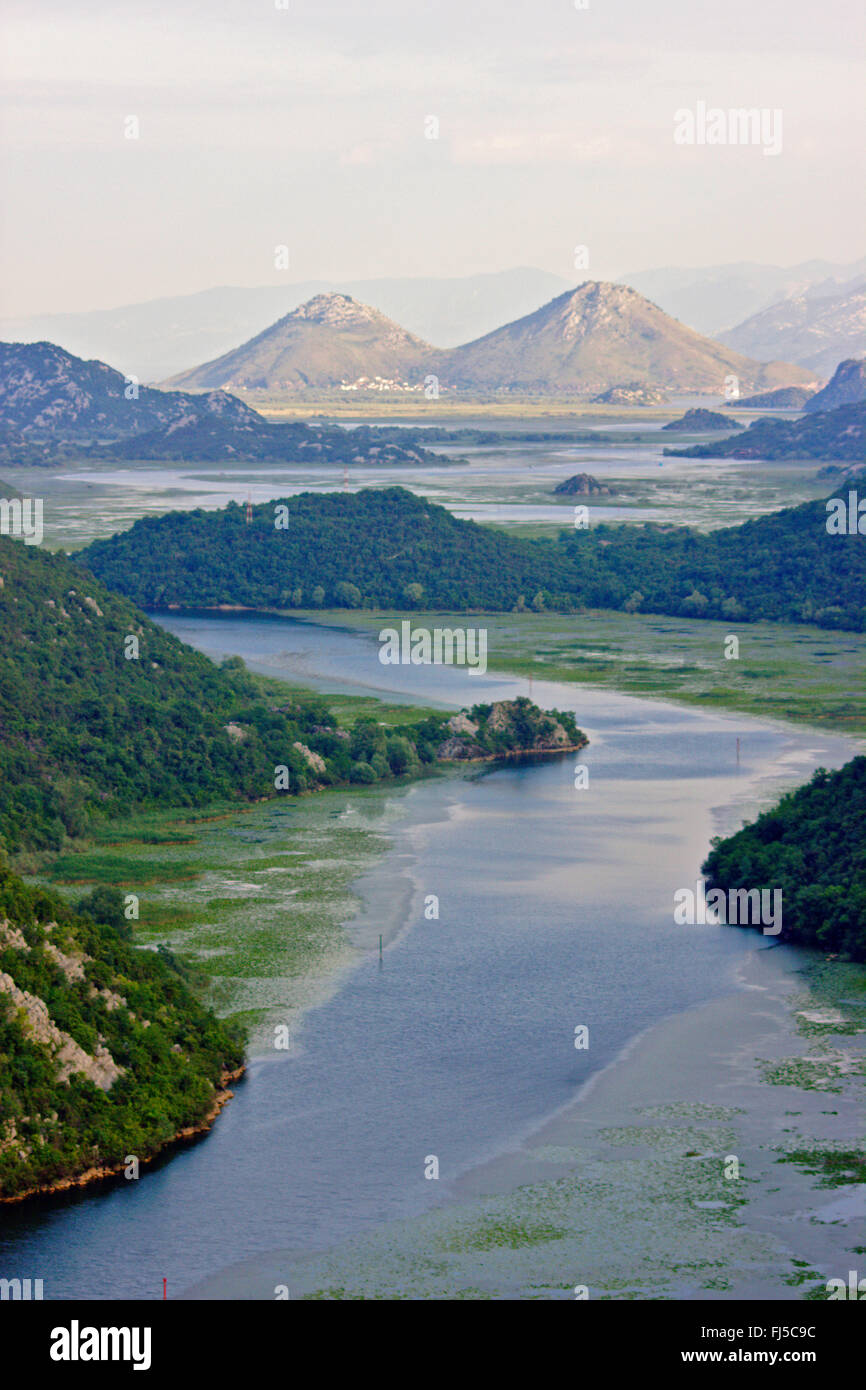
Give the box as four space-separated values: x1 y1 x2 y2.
43 937 87 982
437 736 483 761
0 920 31 952
89 986 128 1012
0 971 124 1090
446 712 479 736
293 741 327 775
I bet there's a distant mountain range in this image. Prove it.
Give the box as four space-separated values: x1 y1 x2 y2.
0 269 571 382
0 342 442 467
718 286 866 377
170 283 813 398
619 258 866 336
6 259 862 384
435 282 810 395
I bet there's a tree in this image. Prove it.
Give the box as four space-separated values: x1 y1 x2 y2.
335 581 362 608
75 886 127 933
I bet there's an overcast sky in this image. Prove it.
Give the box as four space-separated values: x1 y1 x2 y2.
1 0 863 316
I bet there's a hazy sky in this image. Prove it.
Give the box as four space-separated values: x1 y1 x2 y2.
1 0 863 316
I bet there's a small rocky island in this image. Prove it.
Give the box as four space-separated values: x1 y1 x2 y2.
591 383 669 406
661 408 738 432
436 699 587 762
553 472 614 496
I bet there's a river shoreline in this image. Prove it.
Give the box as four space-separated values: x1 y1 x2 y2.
4 617 861 1298
0 1066 246 1207
182 944 865 1300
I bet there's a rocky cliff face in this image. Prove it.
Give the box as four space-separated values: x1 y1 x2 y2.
0 868 245 1202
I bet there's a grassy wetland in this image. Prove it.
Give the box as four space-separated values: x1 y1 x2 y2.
28 686 441 1051
267 608 866 737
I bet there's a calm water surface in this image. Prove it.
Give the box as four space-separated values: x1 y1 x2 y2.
0 614 855 1298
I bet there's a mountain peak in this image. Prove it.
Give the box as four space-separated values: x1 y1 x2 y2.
290 293 384 329
441 279 811 394
167 292 433 392
548 281 647 343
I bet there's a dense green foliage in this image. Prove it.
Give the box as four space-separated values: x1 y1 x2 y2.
665 401 865 460
80 486 866 631
0 867 246 1199
702 757 866 960
0 535 581 855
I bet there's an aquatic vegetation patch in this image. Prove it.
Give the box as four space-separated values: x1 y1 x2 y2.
775 1148 866 1188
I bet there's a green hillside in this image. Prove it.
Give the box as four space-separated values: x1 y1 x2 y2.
0 535 582 856
0 866 245 1200
702 757 866 960
665 401 865 460
78 486 866 631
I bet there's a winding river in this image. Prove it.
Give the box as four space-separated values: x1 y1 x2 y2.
0 613 857 1299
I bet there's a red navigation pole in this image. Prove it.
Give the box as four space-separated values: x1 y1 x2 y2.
245 492 253 524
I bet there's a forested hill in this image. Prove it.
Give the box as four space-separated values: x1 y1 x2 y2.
0 535 582 855
664 401 865 461
79 487 866 631
702 757 866 960
0 868 245 1200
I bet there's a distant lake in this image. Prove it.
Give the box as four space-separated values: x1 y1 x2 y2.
22 429 828 550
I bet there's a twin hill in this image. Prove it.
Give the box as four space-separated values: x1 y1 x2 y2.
167 282 812 397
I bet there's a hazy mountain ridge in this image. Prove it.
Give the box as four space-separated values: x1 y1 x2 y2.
619 258 866 336
719 287 866 377
0 341 259 442
434 282 811 395
0 269 571 382
730 385 817 409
